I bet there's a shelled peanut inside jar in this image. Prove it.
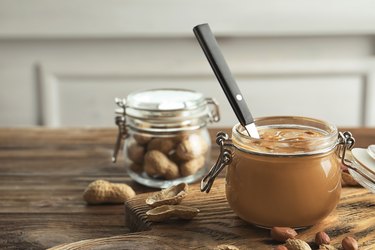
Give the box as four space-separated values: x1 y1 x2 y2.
112 89 220 188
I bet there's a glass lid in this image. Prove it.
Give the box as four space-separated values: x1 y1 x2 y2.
126 89 205 111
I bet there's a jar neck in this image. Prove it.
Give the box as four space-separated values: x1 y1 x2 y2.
127 115 209 135
232 116 339 156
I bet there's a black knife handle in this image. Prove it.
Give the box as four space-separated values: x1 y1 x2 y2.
193 23 254 126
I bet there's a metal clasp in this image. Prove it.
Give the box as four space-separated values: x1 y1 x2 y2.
201 132 232 193
337 132 375 185
337 131 355 168
205 98 220 123
112 98 127 163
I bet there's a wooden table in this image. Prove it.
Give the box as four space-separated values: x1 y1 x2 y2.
1 127 374 249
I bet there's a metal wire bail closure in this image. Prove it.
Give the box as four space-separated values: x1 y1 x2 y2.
205 98 220 123
112 98 128 163
201 132 232 193
338 131 375 185
337 131 355 167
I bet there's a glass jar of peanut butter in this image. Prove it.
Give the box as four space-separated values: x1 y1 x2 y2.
112 89 220 188
201 116 355 228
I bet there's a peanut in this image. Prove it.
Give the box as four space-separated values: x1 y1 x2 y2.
271 227 298 242
147 138 176 154
129 162 143 173
134 134 152 145
129 131 210 179
164 165 180 180
180 156 205 177
342 236 358 250
274 246 288 250
342 172 360 187
144 150 180 179
168 152 183 164
176 134 208 161
127 143 146 164
285 239 312 250
315 231 330 245
146 205 199 222
83 180 135 205
174 133 190 142
318 244 337 250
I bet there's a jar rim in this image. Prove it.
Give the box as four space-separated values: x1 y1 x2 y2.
126 88 206 112
232 116 339 156
124 88 212 122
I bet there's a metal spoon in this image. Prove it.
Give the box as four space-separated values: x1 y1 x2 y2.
193 23 259 138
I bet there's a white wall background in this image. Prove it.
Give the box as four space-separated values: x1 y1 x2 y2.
1 0 375 127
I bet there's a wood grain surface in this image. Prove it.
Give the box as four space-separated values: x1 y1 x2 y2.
0 127 374 250
50 178 375 250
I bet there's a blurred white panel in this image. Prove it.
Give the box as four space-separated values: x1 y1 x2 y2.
237 76 362 127
47 74 362 127
0 67 37 126
1 0 375 38
366 71 375 125
1 1 375 127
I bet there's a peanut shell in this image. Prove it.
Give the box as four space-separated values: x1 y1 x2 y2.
146 205 199 222
164 164 180 180
285 239 312 250
129 162 143 173
319 244 337 250
127 143 145 164
180 156 205 177
147 138 176 154
176 134 208 161
213 244 239 250
83 180 135 205
134 134 152 145
169 151 183 164
146 183 188 208
144 150 180 179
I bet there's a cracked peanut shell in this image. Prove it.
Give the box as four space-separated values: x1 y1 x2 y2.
213 244 239 250
146 205 199 222
146 182 188 208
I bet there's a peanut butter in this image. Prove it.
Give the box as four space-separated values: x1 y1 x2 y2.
225 120 341 228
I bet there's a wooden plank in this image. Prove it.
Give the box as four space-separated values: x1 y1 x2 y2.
0 128 374 250
0 214 130 250
0 174 157 213
0 128 116 148
49 179 375 249
127 179 375 248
